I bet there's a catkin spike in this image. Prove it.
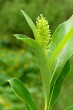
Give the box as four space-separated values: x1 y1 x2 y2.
36 14 51 55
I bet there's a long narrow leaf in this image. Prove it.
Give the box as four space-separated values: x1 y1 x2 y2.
14 34 51 108
50 28 73 85
21 10 37 39
48 28 73 72
49 60 70 109
48 15 73 109
8 78 38 110
48 15 73 84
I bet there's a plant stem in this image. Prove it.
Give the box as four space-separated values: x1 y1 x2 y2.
44 99 49 110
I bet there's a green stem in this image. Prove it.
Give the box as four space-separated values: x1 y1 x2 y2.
44 97 50 110
44 101 48 110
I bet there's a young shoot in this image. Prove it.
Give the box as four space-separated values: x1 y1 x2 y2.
8 10 73 110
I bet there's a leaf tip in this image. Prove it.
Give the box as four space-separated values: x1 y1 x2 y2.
8 79 10 83
71 15 73 18
20 9 23 13
13 34 19 39
7 79 12 85
20 10 26 17
8 77 16 83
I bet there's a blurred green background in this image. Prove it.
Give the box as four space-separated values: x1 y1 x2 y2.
0 0 73 110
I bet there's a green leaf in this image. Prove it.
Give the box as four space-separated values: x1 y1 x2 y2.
48 28 73 72
21 10 37 39
48 15 73 109
8 78 38 110
64 105 73 110
48 15 73 82
14 34 51 109
49 60 70 110
49 28 73 85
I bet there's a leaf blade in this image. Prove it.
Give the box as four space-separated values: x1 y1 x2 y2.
49 60 70 109
14 34 51 109
48 28 73 72
8 78 38 110
21 10 37 39
48 15 73 109
48 15 73 84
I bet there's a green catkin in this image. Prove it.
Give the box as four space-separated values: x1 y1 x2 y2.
36 14 51 55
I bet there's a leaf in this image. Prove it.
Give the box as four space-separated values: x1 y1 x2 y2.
48 28 73 84
21 10 37 39
14 34 51 108
48 15 73 83
8 78 38 110
64 105 73 110
48 28 73 72
49 60 70 110
48 15 73 109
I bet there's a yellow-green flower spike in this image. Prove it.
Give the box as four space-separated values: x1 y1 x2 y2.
36 14 51 55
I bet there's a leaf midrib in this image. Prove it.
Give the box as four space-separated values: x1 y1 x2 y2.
48 28 73 74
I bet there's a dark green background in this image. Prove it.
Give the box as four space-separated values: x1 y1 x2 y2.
0 0 73 110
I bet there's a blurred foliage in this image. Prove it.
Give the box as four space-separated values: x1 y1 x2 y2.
0 47 42 110
0 47 39 85
0 0 73 36
0 86 25 110
0 0 73 110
